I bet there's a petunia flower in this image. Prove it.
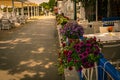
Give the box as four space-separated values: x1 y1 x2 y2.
67 57 72 62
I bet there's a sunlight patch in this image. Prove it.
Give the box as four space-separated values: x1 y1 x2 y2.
20 59 42 67
10 38 31 44
44 62 54 69
0 40 12 44
31 47 45 54
39 72 46 78
0 47 7 49
19 32 26 35
45 58 49 60
0 46 15 49
0 38 31 44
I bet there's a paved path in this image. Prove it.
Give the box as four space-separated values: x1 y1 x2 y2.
0 16 64 80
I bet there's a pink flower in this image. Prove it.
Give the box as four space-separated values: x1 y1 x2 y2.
67 57 72 62
86 48 90 52
67 50 72 56
86 43 92 47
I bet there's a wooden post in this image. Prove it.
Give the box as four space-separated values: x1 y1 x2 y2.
96 0 98 21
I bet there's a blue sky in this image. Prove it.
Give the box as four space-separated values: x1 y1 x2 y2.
28 0 49 4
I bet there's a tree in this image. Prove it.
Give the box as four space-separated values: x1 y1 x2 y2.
40 2 50 10
48 0 56 11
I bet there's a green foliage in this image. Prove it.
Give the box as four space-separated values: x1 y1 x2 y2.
56 14 69 26
59 17 68 26
58 65 64 74
40 2 50 10
48 0 56 10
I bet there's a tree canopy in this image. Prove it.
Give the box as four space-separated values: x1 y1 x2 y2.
48 0 56 10
40 2 50 10
39 0 56 11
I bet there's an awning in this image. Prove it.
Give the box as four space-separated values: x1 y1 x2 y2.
0 0 38 8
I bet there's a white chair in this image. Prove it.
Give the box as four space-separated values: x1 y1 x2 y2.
1 19 11 30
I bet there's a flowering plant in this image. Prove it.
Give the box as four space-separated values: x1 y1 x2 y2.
60 21 84 39
58 37 102 72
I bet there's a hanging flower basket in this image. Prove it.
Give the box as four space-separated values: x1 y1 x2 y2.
60 20 84 39
58 37 102 72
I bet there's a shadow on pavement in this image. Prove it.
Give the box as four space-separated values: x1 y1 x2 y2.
0 16 64 80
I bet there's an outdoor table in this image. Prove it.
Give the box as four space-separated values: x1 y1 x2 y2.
84 32 120 60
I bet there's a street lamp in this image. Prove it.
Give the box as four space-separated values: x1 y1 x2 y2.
74 0 77 20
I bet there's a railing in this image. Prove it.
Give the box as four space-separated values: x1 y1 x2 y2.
79 53 120 80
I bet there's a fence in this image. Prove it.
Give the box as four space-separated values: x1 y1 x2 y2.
79 54 120 80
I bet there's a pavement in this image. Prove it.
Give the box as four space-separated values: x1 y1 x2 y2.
0 16 64 80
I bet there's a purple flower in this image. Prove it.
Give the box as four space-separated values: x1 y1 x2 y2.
59 36 102 71
83 52 89 57
67 57 72 62
87 40 91 43
86 48 90 52
74 44 81 53
67 50 72 56
79 54 86 60
80 42 84 45
94 50 100 55
60 21 84 39
79 54 83 59
86 43 92 47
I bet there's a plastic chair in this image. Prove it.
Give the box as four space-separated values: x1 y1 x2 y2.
1 19 11 30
